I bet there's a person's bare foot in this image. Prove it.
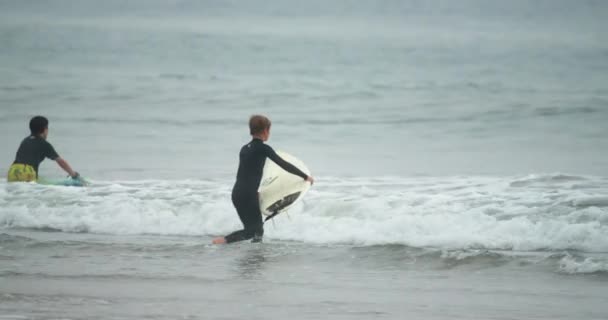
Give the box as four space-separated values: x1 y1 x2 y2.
212 237 227 244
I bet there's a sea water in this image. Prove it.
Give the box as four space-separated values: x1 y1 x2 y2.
1 1 608 319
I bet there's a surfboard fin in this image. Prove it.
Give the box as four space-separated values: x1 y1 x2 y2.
264 211 280 223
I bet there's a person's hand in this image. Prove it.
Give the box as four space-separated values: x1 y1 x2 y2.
306 176 315 185
71 171 80 179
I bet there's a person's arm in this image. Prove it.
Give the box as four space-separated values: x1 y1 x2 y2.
56 157 79 178
263 145 308 180
45 141 79 178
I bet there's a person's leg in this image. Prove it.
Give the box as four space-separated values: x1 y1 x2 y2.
250 223 264 243
223 222 263 243
242 193 264 243
7 164 36 182
224 229 247 243
223 192 264 244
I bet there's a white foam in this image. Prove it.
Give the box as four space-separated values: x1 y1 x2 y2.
1 175 607 253
559 255 608 274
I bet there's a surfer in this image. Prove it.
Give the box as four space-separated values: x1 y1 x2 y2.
213 115 314 244
7 116 80 182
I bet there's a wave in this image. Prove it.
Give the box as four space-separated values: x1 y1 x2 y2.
1 175 607 253
532 106 601 117
559 254 608 275
509 173 589 187
0 114 483 127
0 270 212 282
3 232 607 276
571 196 608 208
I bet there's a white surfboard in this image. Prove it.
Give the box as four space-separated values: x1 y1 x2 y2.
258 151 311 217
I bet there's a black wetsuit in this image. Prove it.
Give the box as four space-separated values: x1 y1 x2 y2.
13 135 59 174
224 138 308 243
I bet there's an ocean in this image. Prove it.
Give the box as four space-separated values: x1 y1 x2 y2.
1 1 608 319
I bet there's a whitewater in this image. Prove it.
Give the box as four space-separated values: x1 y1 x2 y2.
2 0 608 319
3 174 608 275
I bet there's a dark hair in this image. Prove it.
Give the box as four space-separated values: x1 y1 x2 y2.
249 115 271 135
29 116 49 135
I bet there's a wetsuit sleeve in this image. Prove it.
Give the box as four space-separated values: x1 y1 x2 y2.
44 141 60 160
263 145 308 180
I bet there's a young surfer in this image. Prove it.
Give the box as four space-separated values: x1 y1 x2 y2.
212 115 314 244
7 116 80 182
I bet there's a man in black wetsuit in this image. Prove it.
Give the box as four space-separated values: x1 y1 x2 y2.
212 115 314 244
7 116 80 182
